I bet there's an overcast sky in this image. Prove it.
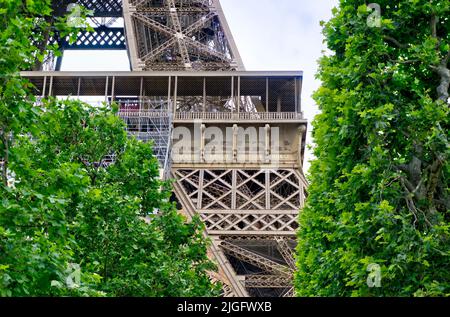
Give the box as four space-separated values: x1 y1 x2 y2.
62 0 338 174
220 0 337 173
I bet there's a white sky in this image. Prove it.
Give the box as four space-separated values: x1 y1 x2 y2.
62 0 338 174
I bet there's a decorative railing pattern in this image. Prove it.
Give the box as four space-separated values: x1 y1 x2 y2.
174 112 304 121
117 111 304 121
117 111 171 118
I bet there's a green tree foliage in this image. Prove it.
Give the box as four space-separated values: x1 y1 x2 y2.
296 0 449 296
1 100 218 296
0 0 218 297
0 0 91 185
0 0 88 296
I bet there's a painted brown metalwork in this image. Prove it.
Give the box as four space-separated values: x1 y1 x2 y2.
28 0 306 297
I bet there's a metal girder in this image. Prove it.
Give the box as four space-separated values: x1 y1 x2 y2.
200 212 298 235
166 0 191 67
172 181 249 297
133 12 175 37
123 0 242 70
135 7 210 15
221 283 237 297
182 12 217 36
47 0 244 70
184 37 230 62
53 27 126 50
282 287 295 297
209 271 237 297
220 241 293 277
30 2 304 300
138 8 216 62
242 275 292 288
140 38 177 62
274 237 296 269
132 6 228 66
173 168 303 235
175 169 303 213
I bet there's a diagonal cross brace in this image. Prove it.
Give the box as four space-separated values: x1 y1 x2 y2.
220 241 293 277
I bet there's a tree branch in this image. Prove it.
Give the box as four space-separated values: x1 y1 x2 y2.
429 13 449 103
1 132 9 187
383 35 408 49
400 178 433 228
430 14 438 38
426 155 445 205
431 57 450 103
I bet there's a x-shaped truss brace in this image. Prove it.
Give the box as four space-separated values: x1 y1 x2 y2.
132 4 229 64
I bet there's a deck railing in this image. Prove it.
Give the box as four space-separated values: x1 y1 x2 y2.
174 112 303 122
117 111 171 118
117 111 304 122
174 112 304 121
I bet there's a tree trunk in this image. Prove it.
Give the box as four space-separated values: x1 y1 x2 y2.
1 132 8 186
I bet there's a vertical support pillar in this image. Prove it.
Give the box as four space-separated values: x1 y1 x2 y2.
104 76 109 103
265 124 270 163
42 76 47 98
200 124 206 162
297 77 302 115
111 76 116 103
298 125 306 168
123 0 141 71
198 170 204 210
203 77 206 112
168 76 172 113
266 77 269 113
48 76 53 97
265 169 270 210
231 169 237 210
237 76 241 113
231 76 234 113
232 124 238 162
294 77 298 113
139 76 144 103
77 77 81 98
174 76 178 114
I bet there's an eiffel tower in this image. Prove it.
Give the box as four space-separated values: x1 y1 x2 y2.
22 0 308 297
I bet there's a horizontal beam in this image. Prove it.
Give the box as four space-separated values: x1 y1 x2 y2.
118 111 303 122
220 241 293 276
242 275 292 288
174 112 304 123
21 70 303 78
209 231 296 236
21 74 304 117
53 27 126 50
171 163 302 170
199 210 299 215
275 237 296 269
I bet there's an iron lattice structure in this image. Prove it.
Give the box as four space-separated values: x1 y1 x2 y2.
33 0 308 298
47 0 125 70
122 0 243 71
48 0 243 71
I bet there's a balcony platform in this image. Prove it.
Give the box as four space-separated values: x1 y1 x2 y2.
21 71 303 114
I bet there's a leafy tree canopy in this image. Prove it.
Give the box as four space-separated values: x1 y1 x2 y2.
296 0 449 297
0 0 218 297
